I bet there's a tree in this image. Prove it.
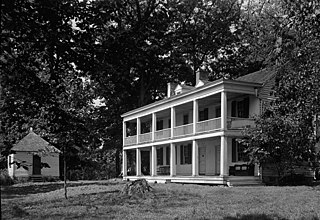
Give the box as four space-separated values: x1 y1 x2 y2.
1 0 97 198
242 0 320 183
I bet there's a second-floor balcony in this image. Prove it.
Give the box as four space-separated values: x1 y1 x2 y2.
123 91 259 146
124 117 255 146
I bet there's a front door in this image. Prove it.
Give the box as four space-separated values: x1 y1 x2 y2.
216 146 220 175
199 147 206 175
32 155 41 175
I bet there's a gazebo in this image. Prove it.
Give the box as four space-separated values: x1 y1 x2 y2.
7 128 60 181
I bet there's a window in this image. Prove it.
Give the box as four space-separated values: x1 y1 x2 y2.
232 139 249 162
199 108 209 121
183 114 189 125
156 120 163 130
157 148 163 165
168 119 171 128
215 107 221 118
180 144 192 164
231 97 249 118
9 156 11 168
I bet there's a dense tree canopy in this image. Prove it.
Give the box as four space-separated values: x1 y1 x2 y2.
1 0 319 180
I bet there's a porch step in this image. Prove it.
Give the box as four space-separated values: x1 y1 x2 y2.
228 176 264 187
30 176 43 182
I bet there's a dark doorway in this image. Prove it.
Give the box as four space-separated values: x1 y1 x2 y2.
33 155 41 175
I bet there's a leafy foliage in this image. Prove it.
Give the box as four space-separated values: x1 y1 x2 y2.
242 0 320 179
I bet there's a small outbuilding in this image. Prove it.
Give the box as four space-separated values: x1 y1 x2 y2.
7 128 60 181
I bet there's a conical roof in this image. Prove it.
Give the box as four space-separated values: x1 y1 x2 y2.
11 129 60 153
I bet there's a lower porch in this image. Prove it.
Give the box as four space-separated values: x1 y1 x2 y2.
123 137 262 186
123 175 263 186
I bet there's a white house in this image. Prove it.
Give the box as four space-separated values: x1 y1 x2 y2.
121 68 276 186
8 128 61 181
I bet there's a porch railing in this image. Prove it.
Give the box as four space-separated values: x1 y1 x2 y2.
173 123 193 137
196 117 221 133
124 135 137 146
139 132 152 143
155 128 171 140
227 117 255 129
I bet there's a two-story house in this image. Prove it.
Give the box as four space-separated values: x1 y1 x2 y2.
121 68 275 186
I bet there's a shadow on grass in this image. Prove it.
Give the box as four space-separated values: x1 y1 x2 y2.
1 181 122 199
224 214 289 220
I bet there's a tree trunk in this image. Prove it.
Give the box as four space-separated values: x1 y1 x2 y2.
64 145 68 199
116 148 120 177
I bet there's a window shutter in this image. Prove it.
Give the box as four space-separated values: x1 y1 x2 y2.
166 146 170 165
231 101 237 117
187 144 192 164
232 139 237 162
183 114 189 125
180 145 184 164
216 107 221 117
244 97 249 118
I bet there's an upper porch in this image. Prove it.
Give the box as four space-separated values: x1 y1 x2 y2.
123 80 261 147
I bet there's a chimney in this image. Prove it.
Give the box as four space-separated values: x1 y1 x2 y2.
195 71 209 87
167 83 171 98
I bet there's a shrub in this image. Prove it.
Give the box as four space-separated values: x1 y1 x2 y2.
43 176 59 182
279 173 312 186
0 169 14 186
13 176 30 184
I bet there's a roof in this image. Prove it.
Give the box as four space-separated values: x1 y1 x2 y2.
236 67 276 85
11 129 60 153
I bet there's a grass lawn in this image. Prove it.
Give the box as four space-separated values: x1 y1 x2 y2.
1 179 320 220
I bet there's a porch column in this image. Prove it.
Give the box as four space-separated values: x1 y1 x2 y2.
171 107 176 137
151 146 157 176
123 121 126 146
170 143 176 176
136 148 141 176
137 117 141 144
221 91 227 130
122 150 127 177
152 113 156 141
193 100 198 134
220 136 228 176
192 140 199 176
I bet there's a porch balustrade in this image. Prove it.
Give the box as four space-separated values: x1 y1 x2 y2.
173 124 193 137
139 132 152 143
227 117 255 129
196 117 221 133
124 135 137 146
155 128 171 140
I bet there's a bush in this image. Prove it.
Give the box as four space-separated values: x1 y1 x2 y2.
0 169 14 186
43 176 59 182
13 176 30 184
279 173 312 186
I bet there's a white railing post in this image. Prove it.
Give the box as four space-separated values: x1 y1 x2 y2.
137 117 141 144
192 140 199 176
170 143 176 176
123 150 127 177
136 148 141 176
193 100 198 134
171 107 175 138
221 91 227 130
151 146 157 176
